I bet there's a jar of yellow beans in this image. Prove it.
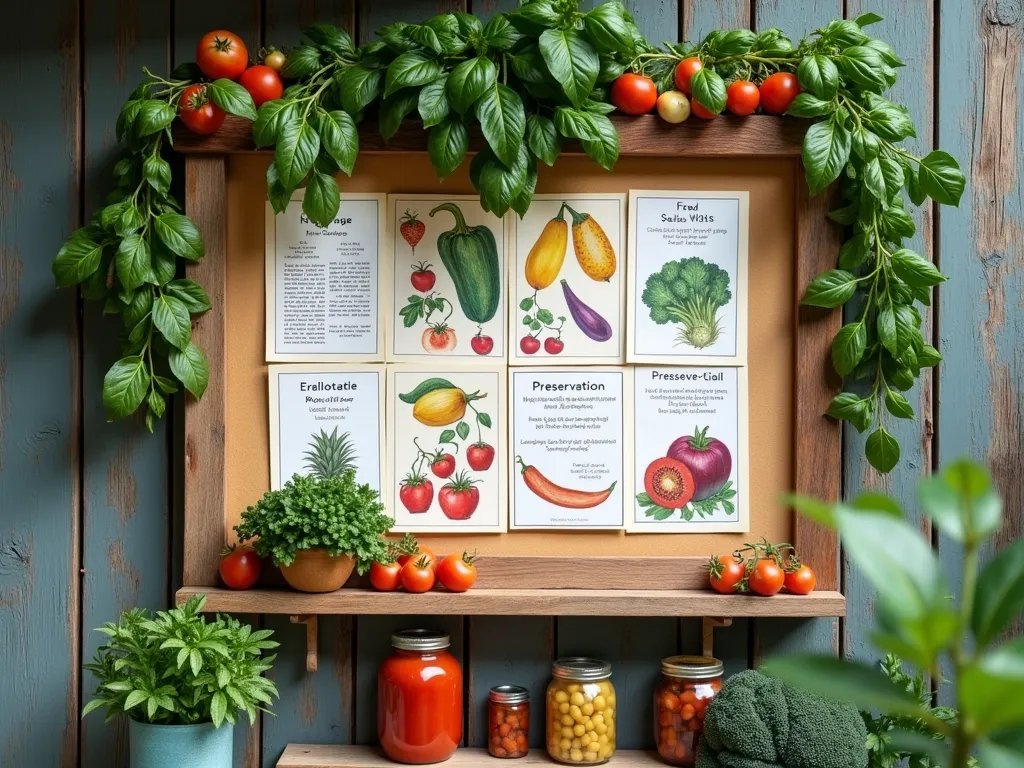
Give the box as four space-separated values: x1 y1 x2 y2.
546 658 616 765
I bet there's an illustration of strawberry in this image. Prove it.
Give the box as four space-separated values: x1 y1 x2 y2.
400 210 426 254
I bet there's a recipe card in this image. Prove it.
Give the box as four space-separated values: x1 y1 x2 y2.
629 366 749 533
626 190 748 366
509 368 629 529
386 365 507 533
268 364 385 496
265 192 386 362
508 194 626 366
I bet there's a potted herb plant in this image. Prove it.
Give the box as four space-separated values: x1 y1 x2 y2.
82 595 278 768
234 471 393 592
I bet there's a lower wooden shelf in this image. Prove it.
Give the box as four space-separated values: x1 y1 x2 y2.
278 745 665 767
177 586 845 617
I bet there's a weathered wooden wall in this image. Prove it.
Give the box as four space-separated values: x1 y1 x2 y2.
0 0 1020 766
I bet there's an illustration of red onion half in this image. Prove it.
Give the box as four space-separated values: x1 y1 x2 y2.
666 426 732 500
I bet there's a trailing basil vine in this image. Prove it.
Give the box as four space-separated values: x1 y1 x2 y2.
53 1 965 476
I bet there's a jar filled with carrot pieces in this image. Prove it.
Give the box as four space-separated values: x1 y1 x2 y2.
654 656 723 766
488 685 529 758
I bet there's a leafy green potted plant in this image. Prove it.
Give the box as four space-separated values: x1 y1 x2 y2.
234 471 393 592
82 595 278 768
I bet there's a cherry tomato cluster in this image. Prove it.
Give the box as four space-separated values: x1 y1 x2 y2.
706 539 816 597
609 58 801 124
370 535 479 594
179 30 284 135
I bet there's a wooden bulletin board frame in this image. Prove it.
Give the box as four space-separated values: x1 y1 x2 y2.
177 115 841 606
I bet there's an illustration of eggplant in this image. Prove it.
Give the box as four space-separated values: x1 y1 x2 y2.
560 280 612 342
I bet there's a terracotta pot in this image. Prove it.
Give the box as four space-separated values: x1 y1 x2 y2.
279 549 355 592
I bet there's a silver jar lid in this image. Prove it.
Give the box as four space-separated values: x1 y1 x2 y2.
661 655 724 680
391 629 450 651
552 657 612 681
490 685 530 704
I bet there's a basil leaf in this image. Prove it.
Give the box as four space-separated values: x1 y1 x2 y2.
839 232 872 270
510 45 551 84
153 213 205 262
275 118 320 189
802 120 851 194
116 234 151 292
147 389 166 421
483 15 522 51
827 392 872 432
854 12 884 26
580 113 619 171
881 206 916 240
53 234 104 286
797 55 839 99
123 288 153 331
385 52 442 98
302 170 341 228
894 304 917 356
335 66 382 114
918 344 942 368
877 304 898 356
150 239 177 285
512 158 538 218
476 82 526 168
427 118 469 180
689 68 727 114
866 98 916 140
117 100 143 141
786 93 833 118
891 248 945 287
152 293 191 351
103 356 150 420
917 150 966 206
418 74 449 128
265 162 292 215
303 22 354 54
539 28 599 109
885 389 915 419
836 46 888 90
584 4 634 54
169 342 209 399
137 100 176 137
282 45 321 79
317 109 358 176
863 157 887 202
378 22 416 54
117 205 145 237
206 79 257 121
164 279 211 313
526 114 561 167
866 426 900 473
446 56 497 115
143 155 171 197
379 89 420 142
554 106 600 141
802 269 858 308
407 24 443 55
478 145 529 217
252 100 295 147
831 322 867 376
511 1 561 30
452 12 482 38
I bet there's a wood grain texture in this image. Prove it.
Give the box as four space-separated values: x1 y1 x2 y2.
279 745 667 767
173 115 807 157
682 0 748 42
265 0 355 46
183 155 229 587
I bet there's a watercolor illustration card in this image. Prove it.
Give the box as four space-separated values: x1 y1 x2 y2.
509 367 630 529
626 190 749 366
508 194 626 365
265 192 386 362
386 195 508 363
629 366 749 533
268 364 385 497
386 365 507 533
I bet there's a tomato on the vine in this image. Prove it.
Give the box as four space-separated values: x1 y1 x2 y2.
196 30 249 81
726 80 760 116
656 90 690 123
784 563 816 595
707 552 745 594
370 560 403 592
219 545 261 589
610 73 658 116
759 72 800 115
398 544 436 570
674 57 703 94
436 551 478 593
400 556 437 593
178 84 226 135
749 559 785 596
690 100 718 120
239 65 283 107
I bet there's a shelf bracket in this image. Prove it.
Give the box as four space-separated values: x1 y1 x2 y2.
289 614 318 673
701 616 732 657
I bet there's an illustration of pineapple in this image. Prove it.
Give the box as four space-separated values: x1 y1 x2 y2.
303 428 358 478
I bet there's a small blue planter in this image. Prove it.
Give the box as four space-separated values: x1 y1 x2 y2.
129 719 234 768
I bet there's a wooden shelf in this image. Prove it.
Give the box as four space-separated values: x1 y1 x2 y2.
279 745 665 767
177 586 845 618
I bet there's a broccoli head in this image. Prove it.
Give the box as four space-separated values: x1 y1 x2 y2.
695 670 868 768
640 257 732 349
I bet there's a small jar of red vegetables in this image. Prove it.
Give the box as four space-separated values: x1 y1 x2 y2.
653 656 722 766
488 685 529 758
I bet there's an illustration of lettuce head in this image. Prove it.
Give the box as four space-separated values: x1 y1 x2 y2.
641 257 732 349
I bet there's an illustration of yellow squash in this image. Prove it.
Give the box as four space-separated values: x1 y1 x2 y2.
399 378 487 427
524 204 568 290
565 203 616 282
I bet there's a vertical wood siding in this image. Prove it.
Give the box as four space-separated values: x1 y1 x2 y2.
0 1 1019 766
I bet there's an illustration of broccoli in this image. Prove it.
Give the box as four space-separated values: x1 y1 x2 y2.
641 257 732 349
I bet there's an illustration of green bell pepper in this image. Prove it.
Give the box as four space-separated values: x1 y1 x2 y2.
428 202 501 324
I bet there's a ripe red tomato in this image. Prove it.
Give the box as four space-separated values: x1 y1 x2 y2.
400 556 437 593
410 262 435 292
398 544 436 570
196 30 249 81
520 335 541 354
436 551 478 593
610 73 658 116
422 325 457 353
178 84 226 135
239 65 283 107
370 560 403 592
438 472 480 520
749 559 785 596
219 546 261 589
674 57 703 94
471 333 494 355
759 72 800 115
707 553 745 594
544 337 564 354
399 475 433 513
784 564 817 595
431 453 456 479
690 100 718 120
466 443 495 471
726 80 760 116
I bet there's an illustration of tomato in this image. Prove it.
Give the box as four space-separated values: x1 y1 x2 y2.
400 210 426 254
466 443 495 471
438 471 480 520
399 474 433 513
431 452 456 478
471 332 494 355
544 337 564 355
410 261 435 292
520 335 540 355
422 325 457 353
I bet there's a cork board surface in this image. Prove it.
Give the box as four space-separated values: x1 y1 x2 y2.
225 153 795 556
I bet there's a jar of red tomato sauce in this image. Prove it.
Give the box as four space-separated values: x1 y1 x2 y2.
378 629 463 764
653 656 723 766
488 685 529 758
